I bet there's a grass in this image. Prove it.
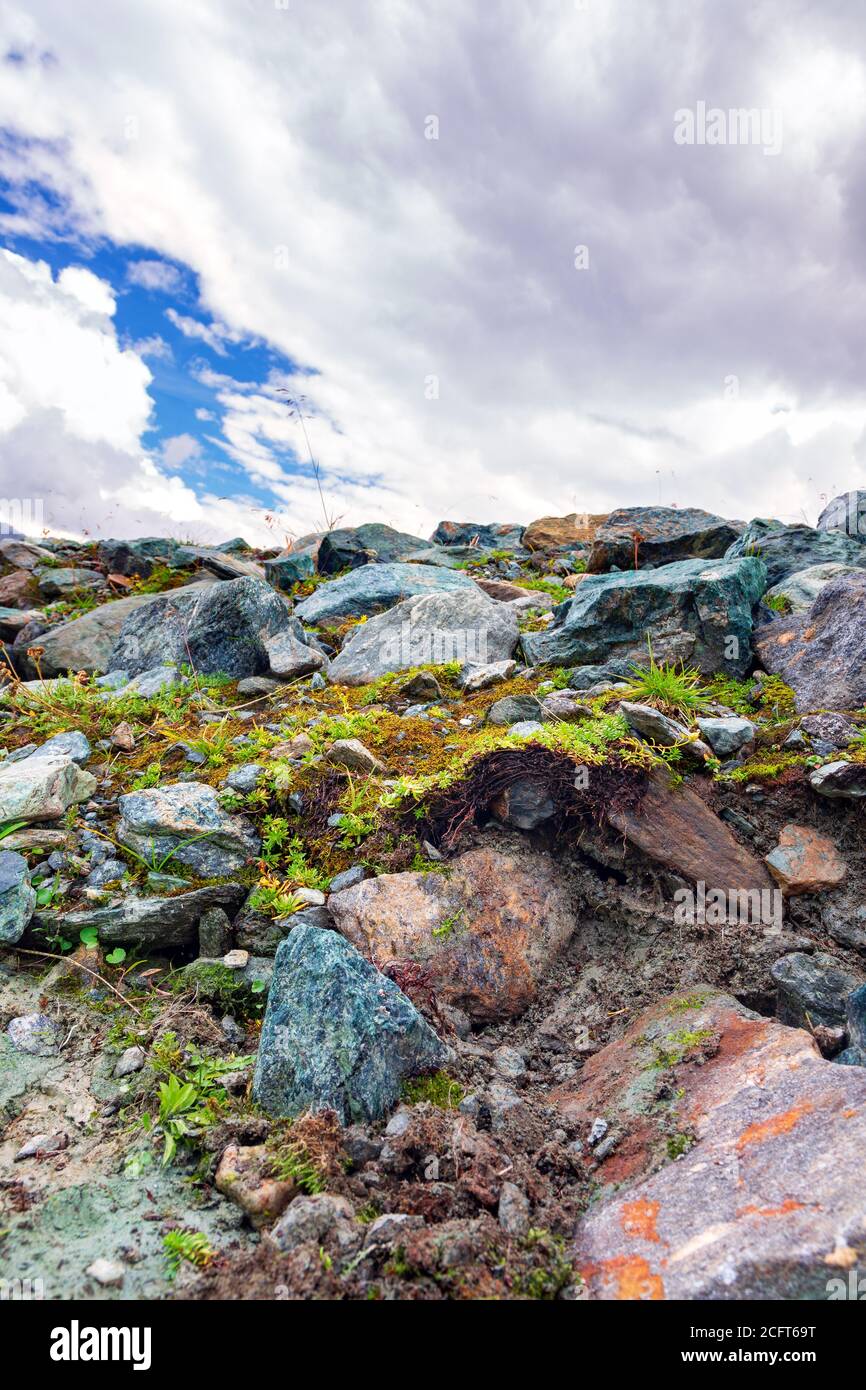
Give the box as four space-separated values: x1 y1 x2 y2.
163 1229 214 1277
620 641 709 718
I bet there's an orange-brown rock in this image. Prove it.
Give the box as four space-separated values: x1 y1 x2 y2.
215 1143 296 1228
765 823 847 896
327 846 575 1021
0 569 39 609
523 512 607 552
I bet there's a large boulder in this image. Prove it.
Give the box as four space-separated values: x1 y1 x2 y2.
329 846 576 1021
0 751 96 824
109 576 292 679
24 578 216 677
263 548 317 592
117 783 260 876
430 521 524 550
35 567 106 602
566 989 866 1299
762 561 862 614
294 561 475 625
316 524 427 574
817 489 866 538
0 570 39 609
754 571 866 712
328 588 519 685
586 507 741 573
52 884 247 950
726 518 866 588
523 513 606 553
522 556 766 677
252 925 451 1123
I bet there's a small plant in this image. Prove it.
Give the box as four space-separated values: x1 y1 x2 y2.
621 639 709 718
762 591 791 614
402 1070 465 1108
248 872 306 920
266 1131 327 1195
162 1229 214 1277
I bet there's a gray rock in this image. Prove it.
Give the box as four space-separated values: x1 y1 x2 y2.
726 518 866 588
618 701 691 746
329 865 368 893
7 1013 60 1056
234 902 331 956
696 715 756 757
324 739 385 774
294 561 474 624
84 858 128 889
198 905 233 957
522 557 766 678
35 566 105 600
799 713 858 749
486 694 543 727
587 506 741 573
120 666 184 698
459 659 518 692
263 547 317 591
236 676 280 697
0 751 97 824
265 623 325 679
252 925 451 1123
51 884 246 949
763 562 862 614
430 521 524 550
498 1181 531 1237
492 1046 526 1080
268 1194 357 1253
809 761 866 800
771 951 862 1029
84 1258 125 1288
15 1131 69 1160
114 1045 146 1078
317 524 428 574
362 1212 423 1246
506 720 545 737
35 731 92 764
109 576 293 679
117 783 260 876
817 490 866 538
399 671 442 701
489 778 556 830
224 763 264 793
567 659 634 689
0 850 35 944
755 572 866 713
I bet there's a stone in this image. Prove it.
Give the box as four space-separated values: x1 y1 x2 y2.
295 561 474 624
117 783 260 876
252 925 451 1123
52 884 247 949
35 730 92 764
587 506 741 573
7 1013 60 1056
540 692 593 723
236 676 280 697
109 576 293 679
224 763 264 794
489 779 556 829
399 671 442 702
35 566 106 601
523 512 606 553
362 1212 424 1246
567 659 634 689
459 659 518 692
607 768 775 896
755 571 866 713
114 1045 146 1078
121 666 184 698
726 517 866 588
328 866 367 894
85 1259 125 1288
268 1194 357 1252
0 850 36 944
317 524 427 573
329 845 576 1021
16 1131 69 1161
522 557 766 678
619 701 692 747
263 547 318 591
110 721 136 752
198 905 233 956
0 568 39 608
498 1181 531 1237
567 989 866 1298
771 951 862 1029
0 537 54 570
0 751 97 824
763 562 861 614
329 588 519 685
765 825 847 896
809 760 866 799
816 489 866 537
799 713 858 748
265 624 326 679
430 521 524 550
492 1045 526 1080
182 953 272 1003
324 738 385 774
696 715 756 757
486 694 543 726
215 1143 296 1228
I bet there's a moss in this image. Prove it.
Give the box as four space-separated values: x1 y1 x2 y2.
643 1028 716 1071
402 1071 465 1108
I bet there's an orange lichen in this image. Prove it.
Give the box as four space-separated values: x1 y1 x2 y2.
735 1103 814 1153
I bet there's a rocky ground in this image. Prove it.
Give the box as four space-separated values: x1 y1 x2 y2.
1 503 866 1301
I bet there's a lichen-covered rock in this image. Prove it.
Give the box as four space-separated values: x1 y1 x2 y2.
52 884 247 949
755 571 866 713
587 506 741 573
726 517 866 588
317 524 427 573
109 576 293 679
0 850 36 944
252 926 451 1123
522 557 766 678
429 521 524 550
117 783 260 876
0 752 97 824
294 561 474 624
328 588 519 685
763 561 861 614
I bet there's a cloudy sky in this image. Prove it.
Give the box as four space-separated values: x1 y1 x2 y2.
0 0 865 546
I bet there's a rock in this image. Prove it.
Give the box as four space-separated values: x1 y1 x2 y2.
329 588 519 685
540 692 594 723
522 557 766 678
198 905 234 956
459 659 518 692
53 884 247 949
236 675 280 697
755 571 866 713
0 568 39 608
523 512 606 553
0 850 35 944
607 767 775 898
363 1212 424 1247
114 1045 146 1078
324 738 385 774
799 713 858 748
568 988 866 1298
7 1013 60 1056
109 576 293 680
35 566 106 601
329 846 576 1021
567 659 634 689
430 521 524 550
399 671 442 701
0 537 54 570
85 1259 125 1288
817 489 866 536
21 581 213 677
117 783 260 876
182 953 272 1002
268 1194 357 1252
224 763 264 794
771 951 862 1029
35 730 92 764
763 562 862 614
489 779 556 829
15 1131 69 1161
498 1181 531 1237
839 982 866 1065
809 761 866 800
619 701 692 747
587 507 741 573
269 732 314 760
110 721 136 752
0 751 97 824
121 665 185 698
474 577 540 602
263 547 317 591
264 622 326 680
295 562 474 625
486 694 544 726
765 825 847 896
234 903 330 956
726 517 866 588
329 866 368 893
252 925 451 1123
492 1046 526 1080
695 715 756 757
317 524 428 573
215 1143 296 1228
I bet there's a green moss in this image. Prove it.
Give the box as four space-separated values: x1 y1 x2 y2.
402 1071 465 1108
643 1028 716 1070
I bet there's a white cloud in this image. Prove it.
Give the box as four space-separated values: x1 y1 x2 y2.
126 257 183 293
165 307 242 355
160 432 200 468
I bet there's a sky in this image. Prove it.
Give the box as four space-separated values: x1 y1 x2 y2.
1 0 866 546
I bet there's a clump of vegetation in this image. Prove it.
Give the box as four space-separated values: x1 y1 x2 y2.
620 642 708 718
762 591 791 614
402 1071 465 1108
163 1229 214 1277
643 1028 716 1071
511 1229 576 1300
138 1033 254 1164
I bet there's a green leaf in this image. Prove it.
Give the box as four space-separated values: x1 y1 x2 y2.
79 926 99 949
105 947 127 965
